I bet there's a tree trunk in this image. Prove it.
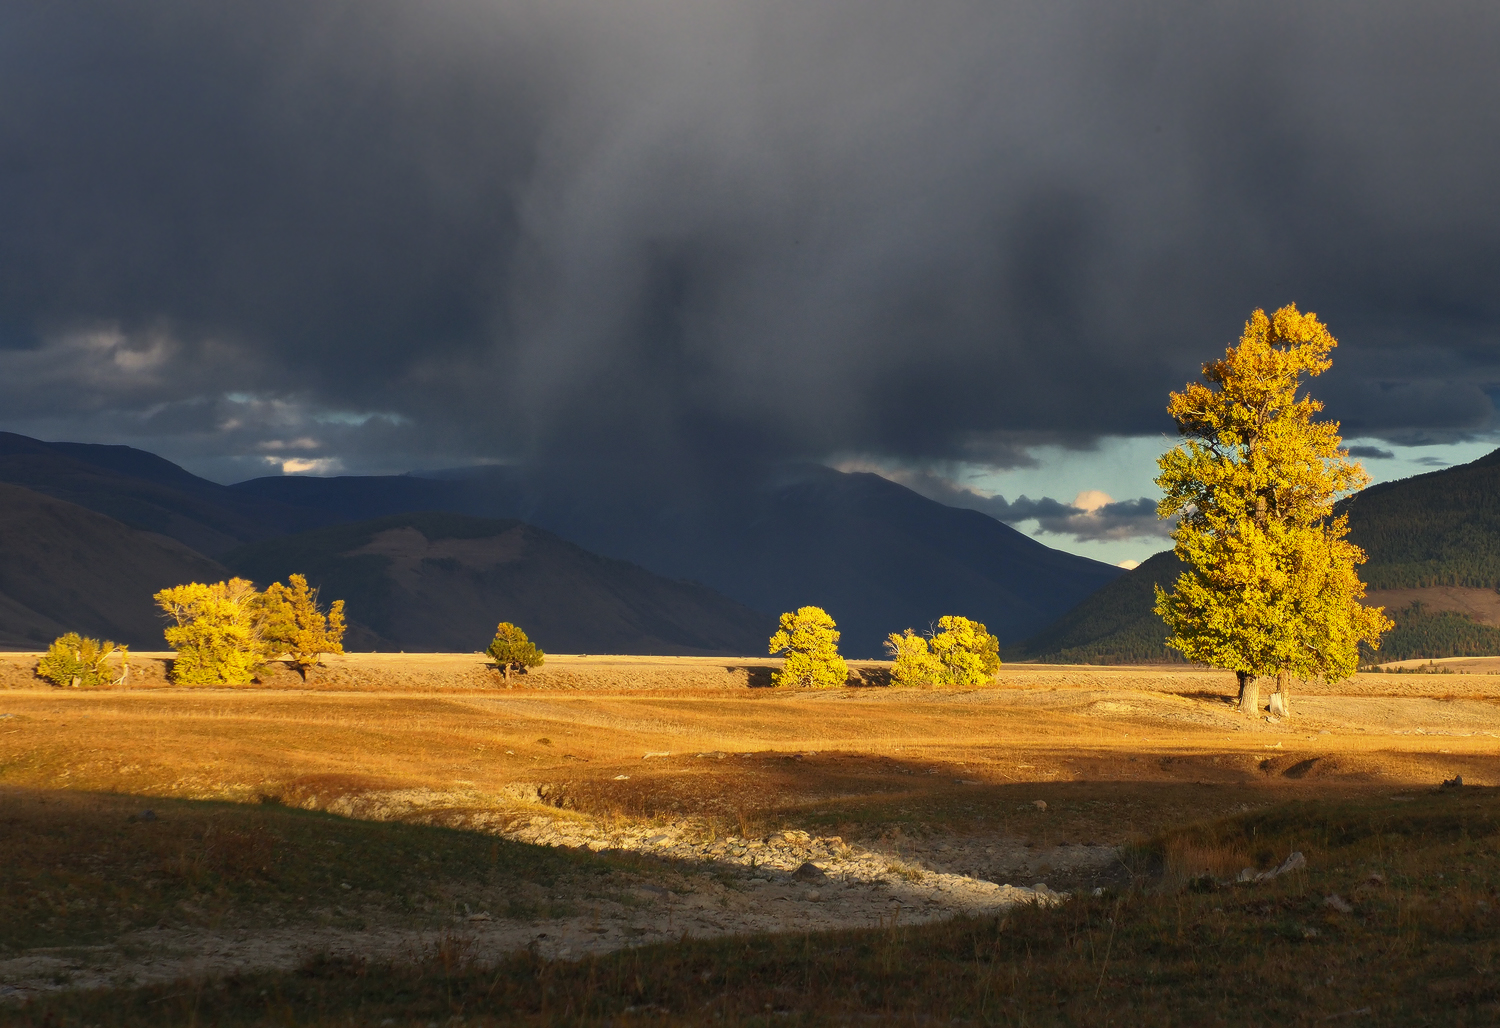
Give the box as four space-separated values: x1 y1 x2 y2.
1268 671 1291 718
503 663 511 685
1238 672 1260 716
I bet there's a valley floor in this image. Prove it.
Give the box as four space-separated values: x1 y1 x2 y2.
1 656 1497 1020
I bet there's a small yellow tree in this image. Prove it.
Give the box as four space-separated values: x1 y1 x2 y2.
769 606 848 688
928 615 1002 685
154 578 264 685
885 628 941 686
487 622 544 681
254 573 346 675
36 633 130 688
1155 305 1390 716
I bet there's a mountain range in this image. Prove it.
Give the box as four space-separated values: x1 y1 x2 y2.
0 433 1122 655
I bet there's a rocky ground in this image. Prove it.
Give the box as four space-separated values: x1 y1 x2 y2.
0 798 1097 1002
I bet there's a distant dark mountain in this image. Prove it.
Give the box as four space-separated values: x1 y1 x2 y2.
0 433 334 556
223 512 773 655
1005 550 1184 664
233 464 1125 654
1015 448 1500 663
0 482 228 649
0 433 1124 655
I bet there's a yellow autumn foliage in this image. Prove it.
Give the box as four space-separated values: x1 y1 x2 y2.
769 606 848 688
1155 305 1390 711
885 616 1001 687
254 573 346 673
154 578 264 685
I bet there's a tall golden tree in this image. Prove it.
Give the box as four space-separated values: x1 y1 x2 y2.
1155 305 1390 716
254 573 346 675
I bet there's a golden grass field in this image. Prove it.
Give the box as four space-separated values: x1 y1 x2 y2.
3 653 1499 1025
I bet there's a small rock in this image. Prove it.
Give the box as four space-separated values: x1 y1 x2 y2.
1323 894 1353 913
642 751 670 760
340 882 352 890
804 890 821 902
613 774 630 780
1441 775 1464 790
644 834 670 846
133 809 157 822
792 862 828 882
1248 851 1307 883
1365 872 1386 886
955 779 982 785
467 912 492 922
1033 800 1048 812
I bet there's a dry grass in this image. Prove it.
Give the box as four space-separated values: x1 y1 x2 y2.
17 788 1500 1025
4 655 1498 1023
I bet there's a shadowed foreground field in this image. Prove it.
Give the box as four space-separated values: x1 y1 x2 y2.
3 655 1498 1024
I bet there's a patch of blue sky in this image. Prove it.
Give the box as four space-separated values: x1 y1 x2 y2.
965 434 1500 569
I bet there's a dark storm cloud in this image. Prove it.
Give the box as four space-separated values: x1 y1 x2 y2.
1345 446 1395 461
2 0 1499 480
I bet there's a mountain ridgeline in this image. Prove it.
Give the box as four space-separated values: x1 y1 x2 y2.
223 513 772 655
0 433 1123 656
1013 448 1500 664
231 463 1124 656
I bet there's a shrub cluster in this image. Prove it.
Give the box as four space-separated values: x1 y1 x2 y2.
35 633 130 688
767 607 1001 688
153 573 345 685
884 615 1001 686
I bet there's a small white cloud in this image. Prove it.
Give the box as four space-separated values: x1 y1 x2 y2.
1072 489 1113 513
1116 559 1140 570
266 456 344 475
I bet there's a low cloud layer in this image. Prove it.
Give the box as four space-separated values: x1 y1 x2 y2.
1 1 1498 484
840 464 1171 543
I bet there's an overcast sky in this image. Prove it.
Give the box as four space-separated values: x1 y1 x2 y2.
2 0 1498 565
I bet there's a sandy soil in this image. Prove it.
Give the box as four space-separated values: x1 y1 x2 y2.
2 654 1497 1000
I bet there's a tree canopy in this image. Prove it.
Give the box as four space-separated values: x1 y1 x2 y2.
769 606 848 689
155 578 265 685
886 616 1001 686
254 573 346 674
155 575 347 684
1154 305 1390 714
487 622 544 680
35 633 129 688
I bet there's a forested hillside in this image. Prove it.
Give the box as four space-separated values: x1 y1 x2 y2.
1341 449 1500 588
